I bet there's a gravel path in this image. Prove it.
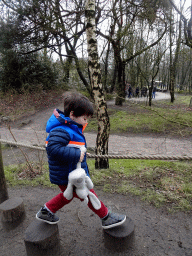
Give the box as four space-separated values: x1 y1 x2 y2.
0 128 192 158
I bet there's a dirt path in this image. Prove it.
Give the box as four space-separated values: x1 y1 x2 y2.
1 186 192 256
127 91 171 102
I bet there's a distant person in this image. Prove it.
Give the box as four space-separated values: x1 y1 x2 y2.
36 91 126 229
128 85 132 98
135 87 139 98
125 82 129 98
152 86 156 99
141 87 147 97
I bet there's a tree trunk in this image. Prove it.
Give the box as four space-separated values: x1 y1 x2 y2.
115 60 124 105
85 0 110 169
0 139 9 204
110 64 117 93
169 11 175 103
169 8 182 103
63 56 73 84
103 42 110 93
148 85 152 106
113 43 125 106
169 65 175 102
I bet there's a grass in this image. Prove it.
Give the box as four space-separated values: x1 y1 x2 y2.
86 94 192 137
4 158 192 212
4 163 56 188
87 159 192 212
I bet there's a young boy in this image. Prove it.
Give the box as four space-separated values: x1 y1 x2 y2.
36 91 126 229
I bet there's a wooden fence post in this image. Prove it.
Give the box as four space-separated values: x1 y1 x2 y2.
0 136 25 224
0 135 8 204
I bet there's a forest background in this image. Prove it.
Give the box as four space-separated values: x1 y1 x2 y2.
1 0 192 99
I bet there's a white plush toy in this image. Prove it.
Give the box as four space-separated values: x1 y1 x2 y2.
64 147 101 210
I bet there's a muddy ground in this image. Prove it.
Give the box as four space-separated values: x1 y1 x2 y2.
1 186 192 256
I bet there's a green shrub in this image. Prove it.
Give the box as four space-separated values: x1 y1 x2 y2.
0 50 58 93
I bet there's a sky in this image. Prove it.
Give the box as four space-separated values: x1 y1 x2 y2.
175 0 191 6
175 0 191 18
54 0 192 60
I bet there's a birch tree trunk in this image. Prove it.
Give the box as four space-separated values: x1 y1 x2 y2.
85 0 110 169
169 8 175 103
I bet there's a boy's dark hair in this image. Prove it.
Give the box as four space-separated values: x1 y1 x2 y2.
63 91 94 117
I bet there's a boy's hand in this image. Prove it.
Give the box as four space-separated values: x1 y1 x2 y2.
80 151 85 162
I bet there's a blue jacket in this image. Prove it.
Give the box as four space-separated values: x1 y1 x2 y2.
45 109 89 185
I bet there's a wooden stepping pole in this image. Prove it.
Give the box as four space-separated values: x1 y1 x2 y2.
103 216 134 252
24 220 60 256
0 197 25 223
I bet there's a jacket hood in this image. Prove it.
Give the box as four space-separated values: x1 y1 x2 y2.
46 109 84 133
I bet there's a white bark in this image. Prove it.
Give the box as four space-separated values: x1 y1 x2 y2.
85 0 110 168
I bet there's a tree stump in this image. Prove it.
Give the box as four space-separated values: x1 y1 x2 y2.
0 197 25 223
24 220 60 256
103 216 134 252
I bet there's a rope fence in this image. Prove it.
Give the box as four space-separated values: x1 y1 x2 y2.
1 139 192 161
